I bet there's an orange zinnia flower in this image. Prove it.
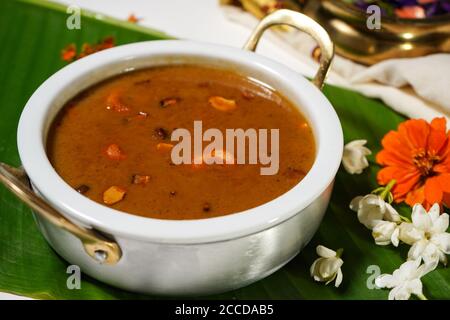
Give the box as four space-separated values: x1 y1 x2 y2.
376 117 450 210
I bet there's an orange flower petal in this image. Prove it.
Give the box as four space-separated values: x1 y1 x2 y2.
428 117 448 155
442 192 450 208
378 130 413 166
377 167 399 185
405 186 425 206
398 119 430 151
376 149 414 168
424 176 443 205
436 173 450 193
392 171 421 199
430 117 447 132
377 166 418 186
434 162 450 174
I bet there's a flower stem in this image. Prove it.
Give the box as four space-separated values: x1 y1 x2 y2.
400 215 411 223
380 179 396 201
335 248 344 258
417 293 428 300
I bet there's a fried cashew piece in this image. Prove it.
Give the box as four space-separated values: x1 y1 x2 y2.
208 96 237 112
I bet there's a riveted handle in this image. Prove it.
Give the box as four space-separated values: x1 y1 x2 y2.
243 9 334 89
0 162 122 265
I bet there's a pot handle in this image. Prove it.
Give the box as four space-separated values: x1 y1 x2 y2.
0 162 121 265
243 9 334 89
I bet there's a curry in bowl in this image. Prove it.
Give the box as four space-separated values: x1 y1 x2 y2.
47 65 315 220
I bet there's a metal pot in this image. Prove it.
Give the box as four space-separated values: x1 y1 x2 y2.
0 10 342 296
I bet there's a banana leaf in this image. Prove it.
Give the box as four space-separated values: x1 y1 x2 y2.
0 0 448 300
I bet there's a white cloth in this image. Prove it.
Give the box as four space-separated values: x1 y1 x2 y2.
223 6 450 122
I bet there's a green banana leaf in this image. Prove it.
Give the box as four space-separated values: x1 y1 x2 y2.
0 0 448 300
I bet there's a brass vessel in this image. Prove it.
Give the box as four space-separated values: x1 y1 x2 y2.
304 0 450 65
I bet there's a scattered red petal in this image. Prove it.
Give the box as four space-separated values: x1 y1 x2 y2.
127 14 141 24
60 36 116 63
96 36 115 50
61 44 76 62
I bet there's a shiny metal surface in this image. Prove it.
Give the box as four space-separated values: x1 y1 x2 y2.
0 162 122 265
35 183 332 295
243 9 334 89
304 0 450 65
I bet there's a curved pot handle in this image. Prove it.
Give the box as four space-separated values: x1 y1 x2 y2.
243 9 334 89
0 162 121 265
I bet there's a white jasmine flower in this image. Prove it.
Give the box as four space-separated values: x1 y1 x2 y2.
372 220 400 246
398 222 424 245
310 245 344 288
399 204 450 266
342 139 371 174
375 259 434 300
350 194 401 229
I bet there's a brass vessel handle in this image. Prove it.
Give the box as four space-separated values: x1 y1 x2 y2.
243 9 334 89
0 162 121 265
